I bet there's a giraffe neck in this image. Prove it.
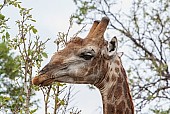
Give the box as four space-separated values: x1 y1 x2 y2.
95 57 134 114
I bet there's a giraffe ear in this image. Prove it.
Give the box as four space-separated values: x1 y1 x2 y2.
107 36 118 57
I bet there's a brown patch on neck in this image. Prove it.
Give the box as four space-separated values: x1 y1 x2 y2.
116 101 125 114
115 67 119 73
114 60 120 66
114 85 123 100
125 108 130 114
117 76 123 83
107 84 115 100
107 103 115 114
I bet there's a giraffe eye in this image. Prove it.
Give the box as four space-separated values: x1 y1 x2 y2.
79 52 94 60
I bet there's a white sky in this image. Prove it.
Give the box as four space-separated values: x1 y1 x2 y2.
2 0 154 114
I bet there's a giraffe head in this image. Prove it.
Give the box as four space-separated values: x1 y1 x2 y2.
32 17 118 86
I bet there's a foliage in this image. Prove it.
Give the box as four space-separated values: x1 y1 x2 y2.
73 0 96 24
0 0 48 113
0 42 24 113
73 0 170 113
150 108 170 114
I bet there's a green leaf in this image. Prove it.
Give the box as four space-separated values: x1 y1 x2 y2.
42 52 48 58
28 49 32 56
31 19 36 22
60 99 65 105
30 108 37 114
0 14 5 20
32 85 40 91
18 4 21 9
20 110 22 114
5 97 11 101
2 35 5 40
19 96 24 102
32 27 38 34
30 26 38 34
56 82 66 87
1 96 11 101
6 32 10 39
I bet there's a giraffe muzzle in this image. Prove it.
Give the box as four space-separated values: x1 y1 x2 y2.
32 74 54 86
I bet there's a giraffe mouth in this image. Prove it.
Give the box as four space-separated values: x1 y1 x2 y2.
32 73 71 86
32 74 55 86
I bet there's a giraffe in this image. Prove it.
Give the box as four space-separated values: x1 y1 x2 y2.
32 17 134 114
